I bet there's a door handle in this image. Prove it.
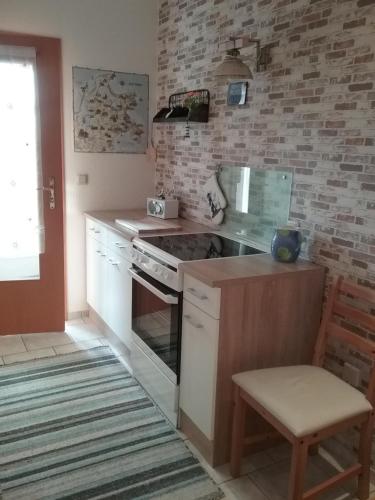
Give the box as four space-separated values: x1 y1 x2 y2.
183 314 203 329
187 287 208 301
37 177 55 209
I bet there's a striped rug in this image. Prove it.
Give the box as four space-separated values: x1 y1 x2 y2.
0 346 224 500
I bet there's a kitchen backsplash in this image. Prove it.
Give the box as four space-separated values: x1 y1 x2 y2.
218 166 293 247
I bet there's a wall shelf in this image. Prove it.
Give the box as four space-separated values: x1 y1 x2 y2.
153 89 210 123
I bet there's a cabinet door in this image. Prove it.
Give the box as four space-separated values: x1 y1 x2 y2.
180 299 219 440
105 251 132 349
86 234 107 317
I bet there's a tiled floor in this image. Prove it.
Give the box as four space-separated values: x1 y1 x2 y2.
0 319 374 500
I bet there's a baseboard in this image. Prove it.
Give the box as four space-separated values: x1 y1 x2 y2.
66 310 89 321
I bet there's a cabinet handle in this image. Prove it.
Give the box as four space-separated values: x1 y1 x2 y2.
100 253 107 257
96 250 102 255
108 259 120 266
183 314 203 329
115 242 127 249
94 229 101 234
187 287 208 301
89 227 95 232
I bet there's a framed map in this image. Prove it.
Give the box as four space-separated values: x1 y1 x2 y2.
73 66 148 153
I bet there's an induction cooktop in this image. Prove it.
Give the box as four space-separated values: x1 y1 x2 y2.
140 232 264 262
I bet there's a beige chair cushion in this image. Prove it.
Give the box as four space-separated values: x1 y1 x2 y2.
232 365 372 437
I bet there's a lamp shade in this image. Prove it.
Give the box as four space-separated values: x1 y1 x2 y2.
214 52 253 78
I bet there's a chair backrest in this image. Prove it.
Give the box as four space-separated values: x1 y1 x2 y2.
313 276 375 405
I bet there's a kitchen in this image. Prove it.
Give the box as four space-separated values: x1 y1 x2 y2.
0 0 375 499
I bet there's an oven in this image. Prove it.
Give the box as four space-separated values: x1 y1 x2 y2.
129 265 182 425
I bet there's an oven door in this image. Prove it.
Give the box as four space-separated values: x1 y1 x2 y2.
129 266 182 383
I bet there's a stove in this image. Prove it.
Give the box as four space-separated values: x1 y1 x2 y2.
129 231 264 426
130 232 264 291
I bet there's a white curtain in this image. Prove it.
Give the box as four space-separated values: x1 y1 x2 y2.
0 44 45 259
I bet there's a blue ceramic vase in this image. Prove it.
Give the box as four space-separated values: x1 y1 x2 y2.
271 228 302 263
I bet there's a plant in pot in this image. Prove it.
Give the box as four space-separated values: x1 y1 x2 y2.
183 92 209 138
184 92 208 122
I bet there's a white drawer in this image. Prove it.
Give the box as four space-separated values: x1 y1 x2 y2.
86 218 107 244
180 300 219 439
107 229 132 261
183 274 221 319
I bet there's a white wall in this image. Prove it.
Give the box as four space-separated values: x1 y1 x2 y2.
1 0 157 314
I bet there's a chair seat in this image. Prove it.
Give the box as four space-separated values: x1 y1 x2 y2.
232 365 372 437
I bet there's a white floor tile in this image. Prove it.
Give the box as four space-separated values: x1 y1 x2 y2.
3 347 55 364
249 455 346 500
0 335 26 356
53 339 103 355
22 331 72 350
220 476 268 500
65 318 86 327
266 442 292 462
65 321 103 341
185 440 274 485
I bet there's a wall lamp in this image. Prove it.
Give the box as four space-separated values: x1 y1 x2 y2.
213 36 272 79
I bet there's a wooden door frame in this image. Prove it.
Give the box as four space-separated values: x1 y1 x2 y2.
0 31 66 333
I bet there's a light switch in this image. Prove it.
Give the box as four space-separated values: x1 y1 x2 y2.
77 174 88 185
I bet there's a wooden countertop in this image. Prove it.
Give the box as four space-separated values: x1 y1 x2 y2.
86 210 323 288
85 209 210 240
180 254 324 288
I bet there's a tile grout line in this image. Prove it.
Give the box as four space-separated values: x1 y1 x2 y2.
20 334 29 353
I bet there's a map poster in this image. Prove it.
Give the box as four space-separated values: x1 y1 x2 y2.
73 66 148 153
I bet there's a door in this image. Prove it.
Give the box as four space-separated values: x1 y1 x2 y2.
0 32 65 334
130 266 182 382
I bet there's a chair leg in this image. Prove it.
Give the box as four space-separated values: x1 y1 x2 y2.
289 438 308 500
357 411 374 500
230 385 247 478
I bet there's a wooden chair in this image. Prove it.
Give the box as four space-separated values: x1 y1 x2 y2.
230 276 375 500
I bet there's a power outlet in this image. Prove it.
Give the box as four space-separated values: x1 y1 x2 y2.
77 174 89 185
342 362 361 388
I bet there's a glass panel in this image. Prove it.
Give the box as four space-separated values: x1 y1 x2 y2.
132 271 180 376
219 166 293 248
0 48 43 280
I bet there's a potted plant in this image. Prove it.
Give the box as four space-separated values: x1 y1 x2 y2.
184 92 209 122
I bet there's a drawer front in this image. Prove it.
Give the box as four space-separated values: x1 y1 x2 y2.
132 340 179 427
183 274 221 319
180 300 219 440
86 218 107 244
107 229 132 261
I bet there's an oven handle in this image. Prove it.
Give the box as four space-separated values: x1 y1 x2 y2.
128 268 178 305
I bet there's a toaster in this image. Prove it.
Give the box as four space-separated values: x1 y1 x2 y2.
147 198 179 219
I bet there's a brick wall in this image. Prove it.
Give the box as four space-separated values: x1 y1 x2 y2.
155 0 375 292
155 0 375 459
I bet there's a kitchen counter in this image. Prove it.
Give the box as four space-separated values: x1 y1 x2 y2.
86 210 322 289
180 254 321 288
85 209 210 240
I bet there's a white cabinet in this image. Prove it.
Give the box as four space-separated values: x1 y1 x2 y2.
86 235 107 316
105 250 132 347
86 218 132 349
183 274 221 319
180 289 220 440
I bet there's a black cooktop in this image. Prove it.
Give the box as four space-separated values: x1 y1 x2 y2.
141 233 264 261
